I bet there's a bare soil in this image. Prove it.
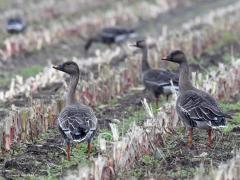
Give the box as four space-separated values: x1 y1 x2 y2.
0 0 240 179
1 87 239 179
0 89 151 179
120 127 240 179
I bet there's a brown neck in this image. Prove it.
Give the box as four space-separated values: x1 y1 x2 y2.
179 61 193 93
66 74 79 105
141 46 150 72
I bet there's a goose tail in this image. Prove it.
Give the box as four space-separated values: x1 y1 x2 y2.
224 113 233 119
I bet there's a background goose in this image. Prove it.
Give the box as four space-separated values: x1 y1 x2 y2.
131 40 179 106
53 61 97 160
6 17 26 34
84 26 137 52
162 50 232 147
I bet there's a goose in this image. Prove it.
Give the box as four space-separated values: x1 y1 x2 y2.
131 40 179 106
84 26 137 52
162 50 232 147
53 61 97 160
6 17 26 34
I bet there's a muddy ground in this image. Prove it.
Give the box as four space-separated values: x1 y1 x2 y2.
0 89 150 179
121 126 240 179
1 82 240 179
0 41 240 178
120 94 240 179
0 0 240 179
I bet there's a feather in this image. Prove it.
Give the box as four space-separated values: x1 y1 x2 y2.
178 90 227 128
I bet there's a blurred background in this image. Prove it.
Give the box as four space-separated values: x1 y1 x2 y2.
1 0 240 179
0 0 236 91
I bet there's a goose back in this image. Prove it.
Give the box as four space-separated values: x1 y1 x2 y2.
143 69 179 96
102 27 135 36
100 27 136 44
85 27 136 51
177 90 227 129
7 17 26 34
58 102 97 143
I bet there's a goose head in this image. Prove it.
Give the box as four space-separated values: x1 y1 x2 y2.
53 61 79 75
162 50 187 64
130 40 147 49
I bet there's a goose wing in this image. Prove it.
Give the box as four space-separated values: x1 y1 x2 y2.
177 90 226 128
102 27 134 35
58 104 97 142
143 69 179 88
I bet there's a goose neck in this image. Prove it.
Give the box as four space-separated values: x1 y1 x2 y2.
141 47 150 72
66 74 79 105
179 61 193 93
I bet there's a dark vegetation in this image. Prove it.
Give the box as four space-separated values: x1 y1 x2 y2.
1 40 240 178
0 0 240 179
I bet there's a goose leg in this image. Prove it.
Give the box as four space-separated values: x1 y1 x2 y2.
66 142 71 161
88 142 93 156
208 128 212 147
88 142 93 153
188 128 193 147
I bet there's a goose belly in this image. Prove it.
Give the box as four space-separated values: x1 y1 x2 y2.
193 121 212 129
129 32 137 38
163 85 179 94
115 34 127 43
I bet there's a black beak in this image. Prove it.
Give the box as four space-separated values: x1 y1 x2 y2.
130 44 138 47
162 54 171 61
161 57 169 61
52 64 64 71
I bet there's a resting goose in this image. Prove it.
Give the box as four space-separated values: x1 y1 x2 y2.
6 17 26 34
53 61 97 160
162 50 231 147
85 26 137 52
131 40 179 106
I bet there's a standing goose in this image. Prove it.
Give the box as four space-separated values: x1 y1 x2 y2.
85 26 137 52
131 40 179 106
162 50 231 147
53 61 97 160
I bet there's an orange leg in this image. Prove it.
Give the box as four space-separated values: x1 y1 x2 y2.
188 128 193 147
208 129 212 147
88 142 93 155
66 143 71 161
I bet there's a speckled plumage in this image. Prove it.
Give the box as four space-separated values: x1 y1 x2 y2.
58 103 97 143
53 61 98 160
143 69 179 98
132 40 179 103
162 50 231 147
176 90 226 129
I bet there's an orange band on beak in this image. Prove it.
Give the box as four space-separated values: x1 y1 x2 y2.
161 57 168 60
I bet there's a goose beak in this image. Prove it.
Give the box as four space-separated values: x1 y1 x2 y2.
161 57 168 61
53 64 63 71
52 65 59 70
130 44 138 47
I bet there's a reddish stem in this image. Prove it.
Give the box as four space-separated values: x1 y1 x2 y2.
10 126 15 145
67 143 71 161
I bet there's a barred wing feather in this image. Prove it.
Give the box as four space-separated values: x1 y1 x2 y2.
178 90 226 127
58 104 97 142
